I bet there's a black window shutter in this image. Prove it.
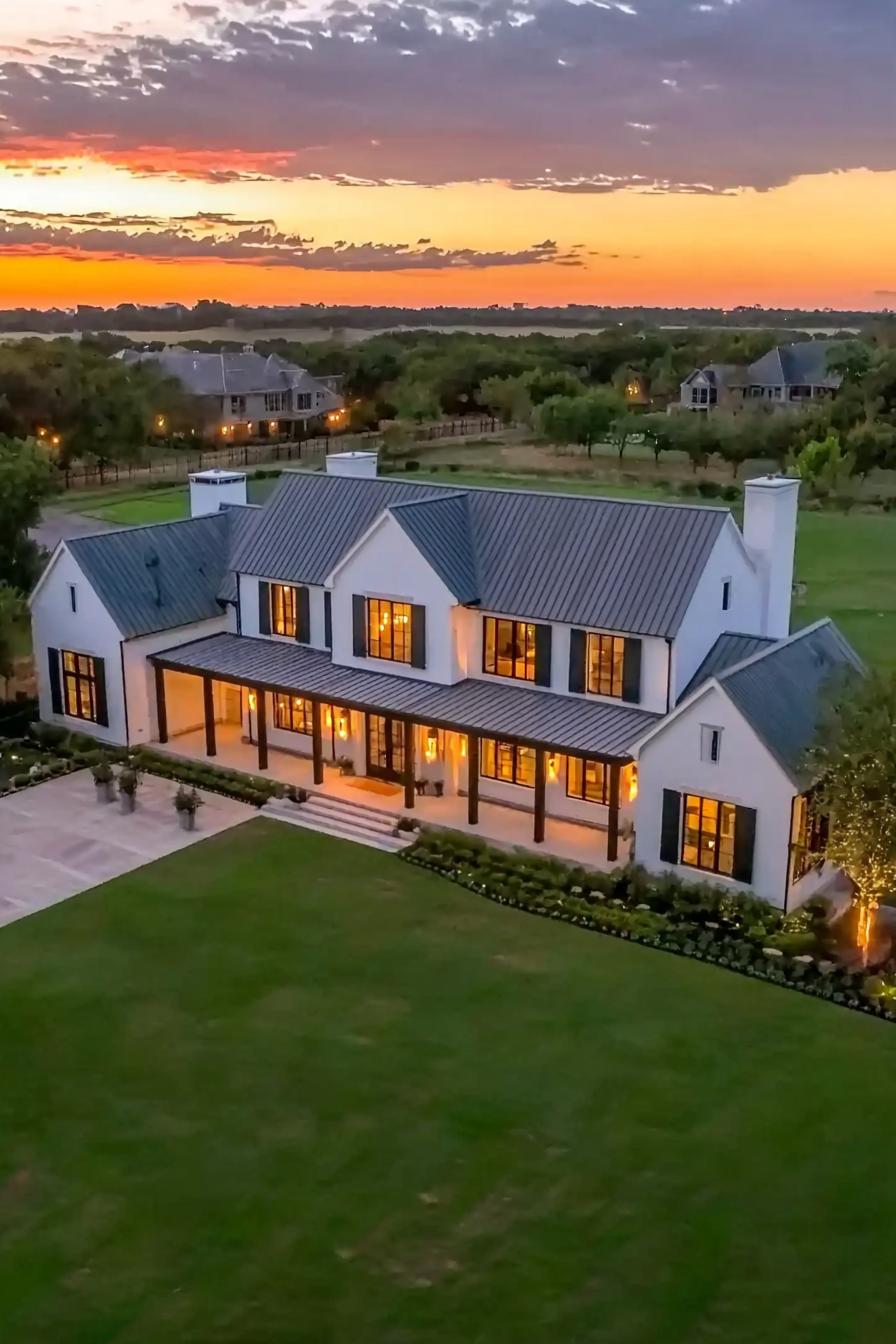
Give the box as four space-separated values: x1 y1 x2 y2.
258 581 271 635
621 638 642 704
94 657 108 727
352 594 367 657
660 789 681 864
534 624 552 687
410 604 427 669
568 628 587 694
324 592 332 649
733 806 757 885
296 586 311 643
47 647 62 714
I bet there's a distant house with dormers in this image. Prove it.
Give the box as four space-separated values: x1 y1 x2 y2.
680 341 843 412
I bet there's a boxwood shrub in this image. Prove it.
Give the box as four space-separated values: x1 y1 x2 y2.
401 831 891 1023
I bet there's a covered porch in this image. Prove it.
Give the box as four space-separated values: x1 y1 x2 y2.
149 633 654 869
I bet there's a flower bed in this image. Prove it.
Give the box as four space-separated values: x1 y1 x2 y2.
401 830 896 1022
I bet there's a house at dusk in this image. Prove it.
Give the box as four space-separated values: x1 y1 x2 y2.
680 340 843 411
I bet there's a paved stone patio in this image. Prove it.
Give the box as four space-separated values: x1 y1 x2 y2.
0 770 253 927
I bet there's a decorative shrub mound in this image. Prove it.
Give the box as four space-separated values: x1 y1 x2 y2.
402 831 895 1022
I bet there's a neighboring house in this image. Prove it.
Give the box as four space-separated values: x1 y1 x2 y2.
117 346 344 440
29 461 859 908
680 341 843 411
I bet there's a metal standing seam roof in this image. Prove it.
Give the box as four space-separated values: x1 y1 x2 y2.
230 472 730 638
679 631 777 702
388 495 480 603
748 341 842 390
714 621 863 785
151 632 659 759
67 512 233 639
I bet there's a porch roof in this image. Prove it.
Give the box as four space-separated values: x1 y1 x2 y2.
151 632 658 760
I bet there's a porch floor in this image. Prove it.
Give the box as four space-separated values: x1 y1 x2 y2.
153 725 627 870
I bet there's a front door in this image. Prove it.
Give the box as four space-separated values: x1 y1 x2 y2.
366 714 405 782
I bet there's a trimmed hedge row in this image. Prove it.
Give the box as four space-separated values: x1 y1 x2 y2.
401 831 896 1022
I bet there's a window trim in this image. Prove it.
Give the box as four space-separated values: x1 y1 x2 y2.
273 693 313 735
681 793 736 878
480 737 536 789
482 616 536 683
566 756 609 805
367 597 412 665
586 631 626 699
61 649 99 723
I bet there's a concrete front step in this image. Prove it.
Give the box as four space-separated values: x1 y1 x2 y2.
262 796 413 853
301 794 400 837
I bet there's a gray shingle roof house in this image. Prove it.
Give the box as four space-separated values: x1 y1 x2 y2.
117 346 343 439
681 341 843 411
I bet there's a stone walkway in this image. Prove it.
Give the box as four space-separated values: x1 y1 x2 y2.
0 770 253 927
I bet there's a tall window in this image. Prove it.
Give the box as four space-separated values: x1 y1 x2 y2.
791 794 828 884
367 598 411 663
62 650 99 722
587 632 625 698
567 757 608 804
264 391 287 414
483 617 536 682
230 395 246 415
270 584 298 637
682 794 736 877
295 392 312 410
274 694 313 734
481 738 536 788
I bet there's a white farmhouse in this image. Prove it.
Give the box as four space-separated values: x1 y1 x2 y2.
29 461 861 909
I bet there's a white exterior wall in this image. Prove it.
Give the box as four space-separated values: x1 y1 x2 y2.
124 617 230 745
330 514 462 684
671 523 765 701
31 547 128 745
635 683 796 907
239 572 328 650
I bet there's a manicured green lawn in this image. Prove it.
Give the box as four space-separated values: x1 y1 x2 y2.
2 818 896 1343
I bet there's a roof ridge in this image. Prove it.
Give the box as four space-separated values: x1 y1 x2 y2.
388 492 469 510
716 618 834 683
67 510 225 549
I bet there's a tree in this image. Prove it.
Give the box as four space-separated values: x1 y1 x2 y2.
0 436 56 591
807 672 896 963
535 389 623 458
846 421 896 477
638 413 676 466
0 582 26 687
390 378 441 424
608 412 643 462
792 433 855 496
478 374 531 426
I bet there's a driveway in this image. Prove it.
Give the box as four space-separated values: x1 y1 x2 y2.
31 507 124 552
0 770 253 926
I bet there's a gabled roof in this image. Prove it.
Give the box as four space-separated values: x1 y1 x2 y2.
679 631 777 701
118 347 338 401
388 495 479 603
748 341 842 390
684 363 745 389
231 472 729 637
67 512 233 639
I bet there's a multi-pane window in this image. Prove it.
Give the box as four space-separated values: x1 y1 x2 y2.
483 617 536 682
230 395 246 415
567 757 609 804
273 694 313 735
367 598 412 663
264 391 287 414
480 738 536 788
587 632 625 698
270 584 298 637
682 794 736 877
62 650 99 722
790 794 829 884
296 392 312 410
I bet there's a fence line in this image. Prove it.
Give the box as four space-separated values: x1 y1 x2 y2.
60 417 500 491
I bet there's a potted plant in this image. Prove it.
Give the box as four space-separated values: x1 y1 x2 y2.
336 755 355 776
118 766 140 814
91 757 115 803
174 785 203 831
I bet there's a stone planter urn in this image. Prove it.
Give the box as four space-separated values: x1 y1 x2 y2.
95 779 115 803
120 792 136 814
178 809 196 832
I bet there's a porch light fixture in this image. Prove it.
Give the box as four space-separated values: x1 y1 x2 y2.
628 765 639 802
50 434 61 448
269 420 277 431
547 754 559 781
325 706 333 728
459 735 467 758
337 711 349 740
36 426 47 438
155 415 167 431
247 691 257 711
425 728 439 763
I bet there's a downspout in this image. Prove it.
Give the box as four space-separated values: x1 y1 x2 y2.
665 638 674 712
783 794 796 915
235 572 242 635
119 640 131 747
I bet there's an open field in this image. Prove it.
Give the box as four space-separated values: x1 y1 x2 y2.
66 464 896 670
1 817 895 1342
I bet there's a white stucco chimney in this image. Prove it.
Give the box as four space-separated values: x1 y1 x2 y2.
188 468 248 517
325 450 378 479
742 474 800 639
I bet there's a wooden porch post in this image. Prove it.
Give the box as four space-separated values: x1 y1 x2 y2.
256 688 268 770
467 733 479 825
311 699 324 785
533 747 546 844
154 664 168 744
607 762 621 863
403 720 415 810
202 675 216 758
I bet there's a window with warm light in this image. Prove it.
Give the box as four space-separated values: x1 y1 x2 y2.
587 632 625 698
682 794 736 877
567 757 609 804
62 650 100 722
481 738 536 788
274 694 313 734
270 584 298 638
790 794 829 883
367 598 412 663
483 617 536 682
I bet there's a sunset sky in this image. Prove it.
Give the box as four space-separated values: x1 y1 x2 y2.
1 0 895 310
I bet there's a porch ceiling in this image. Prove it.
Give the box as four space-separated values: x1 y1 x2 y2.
150 632 658 761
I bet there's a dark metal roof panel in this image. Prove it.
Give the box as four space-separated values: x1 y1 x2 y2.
719 621 863 784
68 513 231 639
679 632 777 702
231 472 728 637
389 495 479 603
152 632 658 758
